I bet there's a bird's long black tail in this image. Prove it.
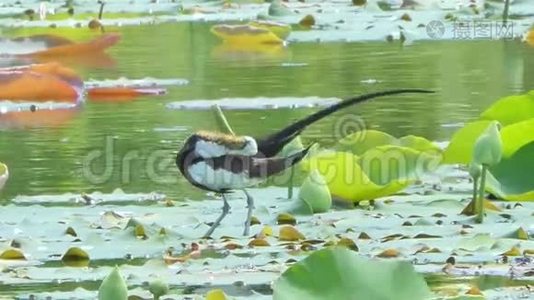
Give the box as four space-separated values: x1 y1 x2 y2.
256 89 434 157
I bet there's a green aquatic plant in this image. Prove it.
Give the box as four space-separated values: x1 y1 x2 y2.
302 131 441 202
471 121 502 223
98 266 128 300
279 136 305 199
298 169 331 213
148 279 169 300
443 91 534 201
273 247 431 300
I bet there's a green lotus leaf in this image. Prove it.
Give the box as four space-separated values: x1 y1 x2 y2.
486 141 534 201
443 118 534 164
480 91 534 126
336 130 396 155
298 169 332 213
359 145 439 186
273 247 431 300
337 130 441 156
442 120 491 164
302 146 439 202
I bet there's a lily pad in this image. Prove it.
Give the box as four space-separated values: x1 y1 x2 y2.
273 247 431 300
211 24 284 45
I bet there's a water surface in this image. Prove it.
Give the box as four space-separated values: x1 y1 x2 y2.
0 22 531 201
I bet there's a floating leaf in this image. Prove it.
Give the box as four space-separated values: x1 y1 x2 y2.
501 246 521 256
337 238 358 251
134 224 148 240
277 213 296 225
377 248 400 258
457 234 495 252
61 247 90 267
279 226 305 241
273 247 430 300
0 249 25 260
461 199 501 215
98 266 128 300
250 216 261 226
299 15 315 28
358 232 372 240
211 24 283 45
248 20 291 40
23 33 121 58
0 70 79 101
249 238 270 247
298 170 332 213
261 225 274 237
465 286 483 296
65 227 77 237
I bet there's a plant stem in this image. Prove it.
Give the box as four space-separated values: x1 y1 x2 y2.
503 0 510 24
212 104 235 135
287 166 295 199
475 165 488 223
472 176 478 205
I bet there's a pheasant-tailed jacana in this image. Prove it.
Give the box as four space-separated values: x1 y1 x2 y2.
176 89 434 237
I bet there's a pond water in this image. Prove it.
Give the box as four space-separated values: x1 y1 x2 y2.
0 22 531 203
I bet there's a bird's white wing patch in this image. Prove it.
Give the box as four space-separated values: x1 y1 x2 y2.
195 136 258 158
188 161 262 191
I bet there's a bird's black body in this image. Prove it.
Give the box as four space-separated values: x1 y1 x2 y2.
175 88 434 237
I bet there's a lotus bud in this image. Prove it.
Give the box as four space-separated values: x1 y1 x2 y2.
0 163 8 191
473 121 503 167
468 162 482 180
98 266 128 300
298 169 332 213
148 279 169 300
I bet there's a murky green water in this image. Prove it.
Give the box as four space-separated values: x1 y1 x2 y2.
0 22 532 202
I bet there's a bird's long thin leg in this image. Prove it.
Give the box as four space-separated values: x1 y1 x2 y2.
203 194 230 238
243 189 254 236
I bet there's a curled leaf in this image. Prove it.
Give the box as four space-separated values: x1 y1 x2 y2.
279 226 305 241
61 247 90 267
0 249 25 260
376 248 400 258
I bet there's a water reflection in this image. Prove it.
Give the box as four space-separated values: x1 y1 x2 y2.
0 22 531 201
